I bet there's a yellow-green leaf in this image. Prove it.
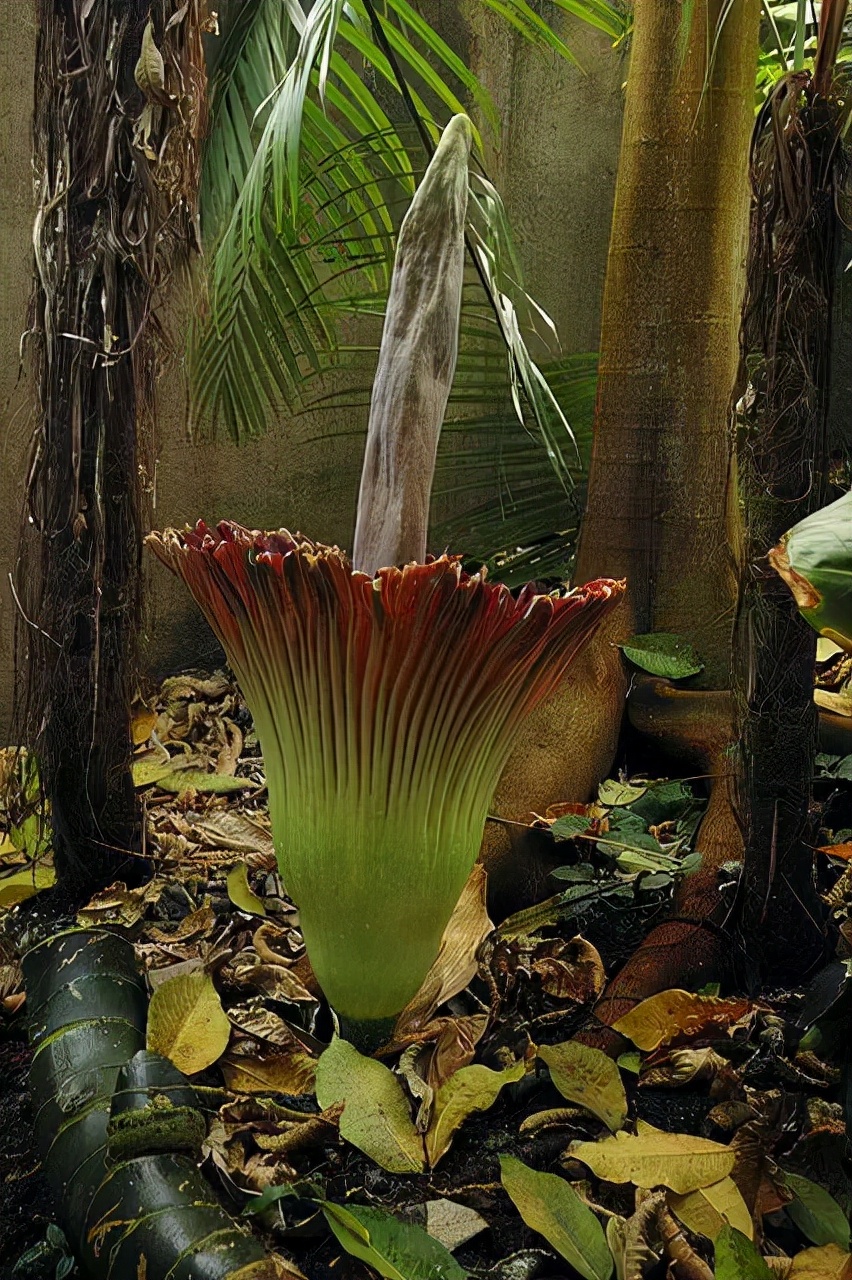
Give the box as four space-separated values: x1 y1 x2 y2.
612 989 750 1051
0 861 56 907
538 1041 628 1132
499 1155 613 1280
315 1038 424 1174
426 1059 524 1167
226 864 267 916
787 1244 852 1279
147 970 231 1075
668 1176 754 1240
569 1120 735 1194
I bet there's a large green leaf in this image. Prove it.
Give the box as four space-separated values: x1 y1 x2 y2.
322 1201 467 1280
499 1156 612 1280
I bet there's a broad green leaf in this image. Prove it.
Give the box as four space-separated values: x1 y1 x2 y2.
0 861 56 907
322 1201 466 1280
131 757 254 793
668 1176 754 1240
426 1059 524 1166
551 813 591 840
499 1156 612 1280
598 779 647 806
617 1051 641 1075
569 1121 734 1194
619 632 704 679
226 864 267 916
146 970 231 1075
537 1041 628 1132
612 989 750 1051
316 1038 424 1173
782 1171 851 1250
714 1226 773 1279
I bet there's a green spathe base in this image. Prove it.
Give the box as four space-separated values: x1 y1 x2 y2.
336 1014 397 1055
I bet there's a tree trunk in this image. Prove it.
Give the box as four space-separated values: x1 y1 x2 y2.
485 0 760 919
17 1 204 901
732 71 846 976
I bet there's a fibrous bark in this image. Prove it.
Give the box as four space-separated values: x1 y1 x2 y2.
17 0 205 897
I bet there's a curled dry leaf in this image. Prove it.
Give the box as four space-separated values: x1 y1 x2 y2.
147 969 231 1075
220 1043 317 1096
532 936 606 1003
146 905 217 944
428 1013 489 1092
569 1120 735 1195
538 1040 628 1131
394 864 492 1040
612 989 752 1052
229 954 317 1005
315 1038 425 1174
426 1059 525 1167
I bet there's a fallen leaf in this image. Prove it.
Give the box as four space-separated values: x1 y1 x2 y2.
322 1201 466 1280
394 865 492 1039
413 1200 487 1252
818 844 852 861
570 1121 735 1194
131 706 157 744
499 1155 613 1280
787 1244 852 1279
0 861 55 907
531 936 606 1002
538 1041 628 1131
230 956 316 1005
426 1059 525 1166
186 810 275 862
599 779 648 806
227 864 267 916
146 906 216 944
154 768 255 796
782 1171 851 1250
427 1014 488 1091
220 1045 316 1096
714 1226 774 1279
315 1038 424 1174
612 989 751 1051
668 1175 754 1240
147 970 231 1075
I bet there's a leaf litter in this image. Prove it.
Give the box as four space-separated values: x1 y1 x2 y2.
4 672 852 1277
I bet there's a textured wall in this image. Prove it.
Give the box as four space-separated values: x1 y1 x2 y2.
0 3 624 730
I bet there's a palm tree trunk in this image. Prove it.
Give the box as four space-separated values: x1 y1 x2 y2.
17 1 204 900
487 0 760 922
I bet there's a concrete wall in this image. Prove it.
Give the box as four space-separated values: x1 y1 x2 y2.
0 3 624 732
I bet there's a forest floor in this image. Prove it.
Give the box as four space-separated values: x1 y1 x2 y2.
2 671 852 1280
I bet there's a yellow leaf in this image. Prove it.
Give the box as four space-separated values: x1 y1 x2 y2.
569 1120 735 1194
612 989 750 1051
227 864 267 916
147 970 231 1075
426 1059 525 1167
220 1047 316 1096
788 1245 852 1279
669 1176 754 1240
315 1038 424 1174
0 861 56 907
131 707 157 745
538 1041 628 1132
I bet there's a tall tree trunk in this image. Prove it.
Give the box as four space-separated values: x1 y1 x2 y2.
17 1 204 901
733 55 848 976
486 0 760 922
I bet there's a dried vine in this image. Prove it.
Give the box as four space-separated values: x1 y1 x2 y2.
15 0 206 896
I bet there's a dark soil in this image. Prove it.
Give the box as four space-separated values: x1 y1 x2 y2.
0 1027 56 1280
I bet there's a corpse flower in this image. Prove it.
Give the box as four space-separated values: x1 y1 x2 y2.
147 523 622 1025
769 489 852 651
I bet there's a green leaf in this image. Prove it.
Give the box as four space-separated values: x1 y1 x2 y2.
226 864 267 916
322 1201 467 1280
537 1041 628 1132
714 1226 773 1279
426 1059 525 1166
619 633 705 680
598 779 647 806
316 1038 425 1173
499 1156 613 1280
0 861 56 907
782 1171 851 1250
552 813 591 840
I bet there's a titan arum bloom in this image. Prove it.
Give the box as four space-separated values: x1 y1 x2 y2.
769 489 852 651
148 114 623 1032
148 524 621 1022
